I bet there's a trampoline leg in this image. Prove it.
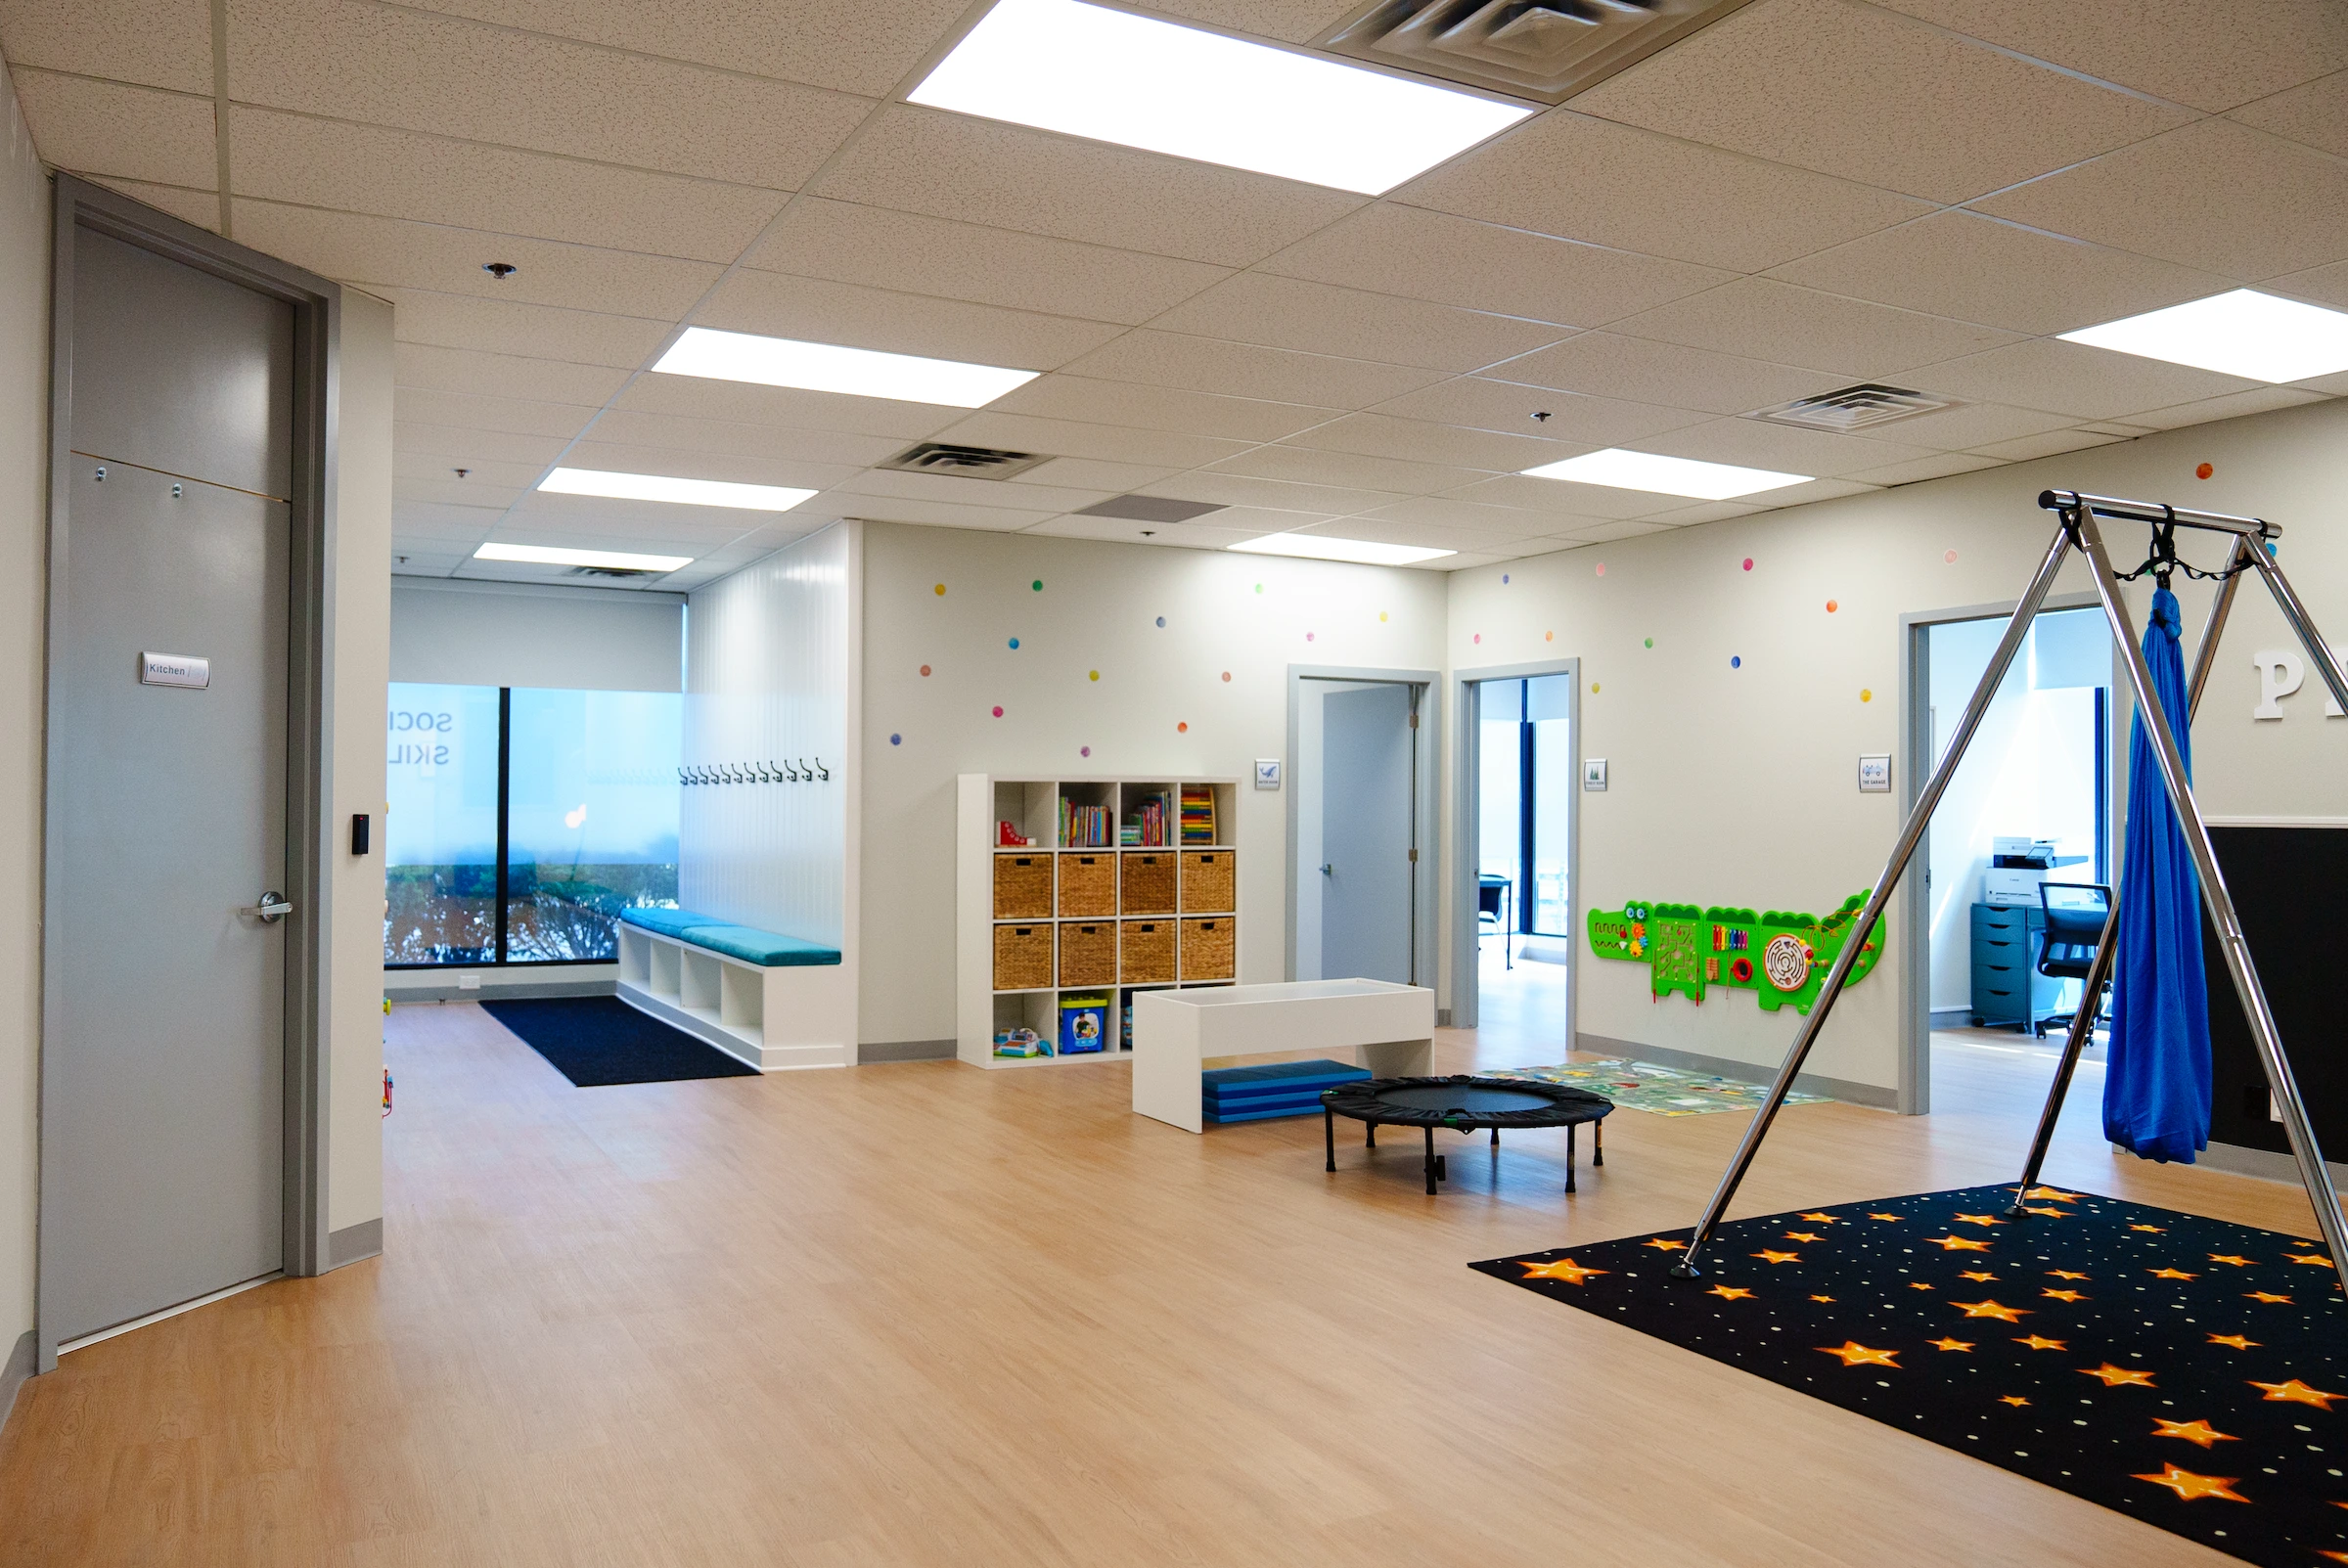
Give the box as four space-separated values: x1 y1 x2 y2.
1325 1106 1335 1174
1423 1128 1438 1194
1565 1124 1577 1194
1594 1121 1603 1167
1366 1121 1376 1148
1491 1128 1500 1147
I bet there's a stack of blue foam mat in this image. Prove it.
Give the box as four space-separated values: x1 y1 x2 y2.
1201 1058 1372 1124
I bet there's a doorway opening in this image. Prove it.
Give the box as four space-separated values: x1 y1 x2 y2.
1912 604 2115 1113
1287 670 1436 986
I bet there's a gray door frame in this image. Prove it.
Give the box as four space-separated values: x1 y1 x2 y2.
1449 657 1581 1037
1284 664 1441 988
38 176 343 1371
1896 590 2118 1118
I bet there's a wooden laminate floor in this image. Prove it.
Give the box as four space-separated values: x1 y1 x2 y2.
0 1005 2320 1565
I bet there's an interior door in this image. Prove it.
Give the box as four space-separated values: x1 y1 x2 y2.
1319 683 1415 982
46 226 294 1342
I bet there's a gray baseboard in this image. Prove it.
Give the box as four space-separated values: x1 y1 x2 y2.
858 1038 954 1063
1575 1031 1898 1110
1 1328 32 1437
1435 1008 1452 1028
2199 1140 2348 1192
1929 1008 1973 1029
389 974 615 1003
327 1218 384 1269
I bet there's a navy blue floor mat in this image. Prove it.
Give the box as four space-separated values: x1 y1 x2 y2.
480 996 758 1088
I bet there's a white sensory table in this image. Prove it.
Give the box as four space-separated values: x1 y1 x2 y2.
1131 978 1437 1134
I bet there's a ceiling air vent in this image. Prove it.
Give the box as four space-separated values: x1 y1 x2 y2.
565 564 665 579
1751 383 1954 434
1074 496 1228 524
879 442 1049 480
1318 0 1756 105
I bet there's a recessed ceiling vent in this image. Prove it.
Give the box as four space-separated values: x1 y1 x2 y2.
1318 0 1756 105
565 564 665 579
880 442 1049 480
1074 495 1228 524
1751 383 1954 434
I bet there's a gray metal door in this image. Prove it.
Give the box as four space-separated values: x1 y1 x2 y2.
48 227 294 1341
1320 684 1415 982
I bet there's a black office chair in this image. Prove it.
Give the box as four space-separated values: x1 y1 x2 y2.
1477 874 1513 969
2034 881 2112 1039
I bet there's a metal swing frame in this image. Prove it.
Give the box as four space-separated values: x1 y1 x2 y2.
1671 489 2348 1279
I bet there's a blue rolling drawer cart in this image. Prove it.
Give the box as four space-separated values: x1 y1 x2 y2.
1970 902 2061 1032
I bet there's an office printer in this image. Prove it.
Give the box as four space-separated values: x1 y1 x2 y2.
1983 836 2090 907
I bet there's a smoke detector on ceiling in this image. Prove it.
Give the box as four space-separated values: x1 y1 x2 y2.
1318 0 1755 105
879 442 1050 480
1750 383 1954 434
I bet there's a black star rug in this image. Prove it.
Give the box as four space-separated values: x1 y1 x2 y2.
1472 1185 2346 1566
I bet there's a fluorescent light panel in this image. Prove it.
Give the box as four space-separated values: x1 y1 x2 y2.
1228 533 1454 566
2058 289 2348 384
909 0 1532 196
653 326 1037 408
1520 449 1810 501
474 542 695 571
538 466 816 512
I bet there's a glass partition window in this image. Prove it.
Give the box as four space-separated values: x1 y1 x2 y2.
1476 674 1574 939
385 683 681 966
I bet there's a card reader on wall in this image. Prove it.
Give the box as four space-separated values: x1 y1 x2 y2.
1983 836 2088 906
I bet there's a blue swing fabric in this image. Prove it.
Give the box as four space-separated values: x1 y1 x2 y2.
2102 587 2212 1163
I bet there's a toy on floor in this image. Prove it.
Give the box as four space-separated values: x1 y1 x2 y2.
993 1027 1047 1058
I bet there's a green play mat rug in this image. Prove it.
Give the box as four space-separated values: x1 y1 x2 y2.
1473 1185 2346 1567
1491 1058 1831 1116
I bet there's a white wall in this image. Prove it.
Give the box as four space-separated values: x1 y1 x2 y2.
390 578 683 693
0 66 49 1402
682 523 857 961
1444 397 2348 1099
326 291 393 1253
858 522 1446 1050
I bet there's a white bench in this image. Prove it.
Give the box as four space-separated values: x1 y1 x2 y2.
614 911 852 1071
1131 979 1437 1134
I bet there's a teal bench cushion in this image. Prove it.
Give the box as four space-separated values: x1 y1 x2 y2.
620 907 841 967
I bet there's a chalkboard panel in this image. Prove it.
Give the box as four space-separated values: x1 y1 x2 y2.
2201 825 2346 1158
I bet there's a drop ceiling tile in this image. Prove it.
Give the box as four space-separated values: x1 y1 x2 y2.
1486 333 1843 417
1260 203 1730 330
1878 0 2348 113
692 270 1121 373
1293 517 1521 553
813 491 1055 533
558 440 859 493
1908 336 2262 421
935 411 1251 470
87 176 219 231
985 374 1340 444
1208 444 1489 496
1733 476 1880 509
1635 417 1935 478
1138 470 1402 516
392 499 505 532
1446 474 1677 521
229 202 724 317
1606 278 2019 378
389 554 471 573
395 0 969 97
227 0 869 189
1283 412 1582 473
2230 69 2348 157
1369 379 1707 446
228 107 787 263
1841 401 2077 453
1392 110 1931 274
395 343 630 406
502 492 781 542
1632 501 1766 527
745 198 1229 327
1061 331 1445 410
14 69 215 189
614 373 960 442
1145 272 1573 373
1018 457 1179 494
377 288 670 369
1574 0 2190 203
807 107 1364 270
1165 504 1334 533
835 468 1113 515
1022 515 1274 550
0 0 210 92
395 449 543 487
1966 428 2127 462
1564 518 1679 544
395 388 600 438
1139 0 1363 43
1765 210 2234 336
395 422 569 467
584 409 903 469
397 473 526 508
1354 494 1613 535
2118 385 2329 431
2265 260 2348 311
1971 118 2348 280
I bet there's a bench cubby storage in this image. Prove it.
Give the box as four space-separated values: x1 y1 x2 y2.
615 908 850 1071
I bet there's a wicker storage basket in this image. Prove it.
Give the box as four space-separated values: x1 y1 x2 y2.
1179 850 1234 913
1058 852 1117 918
993 922 1054 990
1120 918 1176 984
1058 920 1117 986
1180 917 1235 980
993 853 1053 919
1121 851 1177 914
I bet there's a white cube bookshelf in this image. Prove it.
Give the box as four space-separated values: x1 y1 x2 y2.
956 773 1242 1069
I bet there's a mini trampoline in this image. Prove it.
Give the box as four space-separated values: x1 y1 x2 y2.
1321 1075 1613 1195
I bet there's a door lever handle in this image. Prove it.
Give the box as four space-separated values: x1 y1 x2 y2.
1320 864 1332 876
243 891 294 923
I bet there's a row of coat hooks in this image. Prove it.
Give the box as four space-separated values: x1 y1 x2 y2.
680 759 829 785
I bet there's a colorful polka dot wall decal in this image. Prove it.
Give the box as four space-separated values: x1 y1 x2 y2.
1177 721 1189 733
1545 631 1554 642
1502 573 1511 584
1944 549 1959 563
1306 631 1315 641
1155 616 1166 627
1595 562 1605 577
1591 683 1601 694
1473 633 1481 644
889 734 901 745
1221 671 1231 682
1741 558 1753 571
1088 669 1099 682
1080 745 1091 757
2196 463 2214 479
1031 579 1043 591
933 583 945 596
1008 637 1020 650
1731 655 1741 668
919 664 931 676
1826 600 1838 613
1861 688 1873 702
991 705 1003 718
1378 611 1387 622
1254 583 1263 594
1644 637 1653 649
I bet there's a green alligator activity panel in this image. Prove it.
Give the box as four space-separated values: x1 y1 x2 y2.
1587 894 1885 1015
